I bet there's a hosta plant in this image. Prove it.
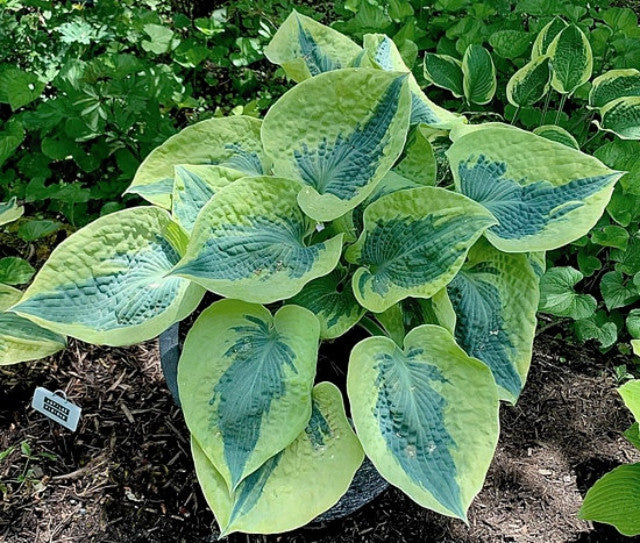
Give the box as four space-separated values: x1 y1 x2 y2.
6 12 622 536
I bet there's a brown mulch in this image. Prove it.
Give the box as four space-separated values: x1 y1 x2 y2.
1 334 639 543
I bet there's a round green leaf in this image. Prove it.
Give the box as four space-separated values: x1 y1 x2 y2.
178 300 319 490
345 186 496 313
172 176 343 304
262 68 412 222
447 123 622 252
589 69 640 109
539 266 596 319
126 116 266 208
347 324 500 519
548 24 593 95
506 56 551 108
13 207 204 345
192 381 364 536
447 238 539 403
533 124 579 149
596 96 640 140
462 45 496 105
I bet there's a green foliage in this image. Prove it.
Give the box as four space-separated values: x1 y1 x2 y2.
7 10 620 535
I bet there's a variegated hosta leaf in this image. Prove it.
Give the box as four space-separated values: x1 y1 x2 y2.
506 55 551 108
447 124 622 252
595 97 640 140
548 24 593 95
126 116 266 208
345 186 497 313
1 311 66 365
171 164 245 233
423 52 463 98
589 69 640 109
393 124 437 186
178 300 319 490
362 34 463 128
192 381 364 536
347 324 500 519
13 207 204 346
264 10 362 82
532 125 579 149
289 266 365 339
262 68 411 222
531 16 567 59
0 283 21 311
528 251 547 278
0 197 24 227
462 45 496 105
171 177 343 304
402 290 457 336
446 238 539 403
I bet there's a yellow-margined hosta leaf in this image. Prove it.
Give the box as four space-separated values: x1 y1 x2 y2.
393 124 437 186
548 24 593 95
264 10 363 82
447 123 622 252
589 69 640 109
178 300 319 490
462 45 496 105
423 53 464 98
362 34 464 129
262 68 411 222
347 324 499 519
533 125 579 149
447 238 539 403
192 382 363 536
595 96 640 140
171 176 343 304
345 186 497 313
506 55 551 107
13 207 204 345
126 116 266 208
531 17 567 59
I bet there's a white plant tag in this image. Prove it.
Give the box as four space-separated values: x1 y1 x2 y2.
31 387 81 432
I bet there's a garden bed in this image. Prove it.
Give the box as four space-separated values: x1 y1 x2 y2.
1 334 638 543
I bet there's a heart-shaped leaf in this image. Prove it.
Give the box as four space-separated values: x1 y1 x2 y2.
13 207 204 345
192 381 363 536
172 177 343 304
347 324 500 519
448 124 622 252
261 68 411 222
178 300 319 490
345 186 496 313
539 267 597 320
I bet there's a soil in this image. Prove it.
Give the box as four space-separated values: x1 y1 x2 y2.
1 333 640 543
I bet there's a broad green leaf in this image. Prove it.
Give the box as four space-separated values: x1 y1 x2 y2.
423 53 464 98
539 267 596 320
531 17 567 59
126 116 265 208
0 197 24 227
574 311 619 349
532 124 579 149
345 186 496 313
447 124 622 252
393 125 437 186
0 310 67 366
602 7 638 34
347 324 499 519
548 24 593 95
625 422 640 450
264 11 362 82
178 300 319 489
262 68 411 222
447 238 539 402
289 266 365 339
142 24 178 55
363 34 463 128
578 252 602 277
589 69 640 109
506 56 551 108
601 271 639 310
0 257 35 286
627 309 640 338
578 463 640 536
192 381 363 535
0 120 25 169
13 207 204 346
17 220 62 242
489 30 531 59
171 165 245 233
172 177 343 304
591 225 629 250
462 45 496 105
596 97 640 140
0 66 45 110
620 380 640 422
0 284 21 311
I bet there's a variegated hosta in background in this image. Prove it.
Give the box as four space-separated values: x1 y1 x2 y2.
4 10 622 537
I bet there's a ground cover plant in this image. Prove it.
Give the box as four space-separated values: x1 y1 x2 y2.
1 9 625 536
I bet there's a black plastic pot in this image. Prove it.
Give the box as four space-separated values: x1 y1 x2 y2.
158 323 388 523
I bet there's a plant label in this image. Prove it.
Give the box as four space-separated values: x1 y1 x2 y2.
31 387 81 432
